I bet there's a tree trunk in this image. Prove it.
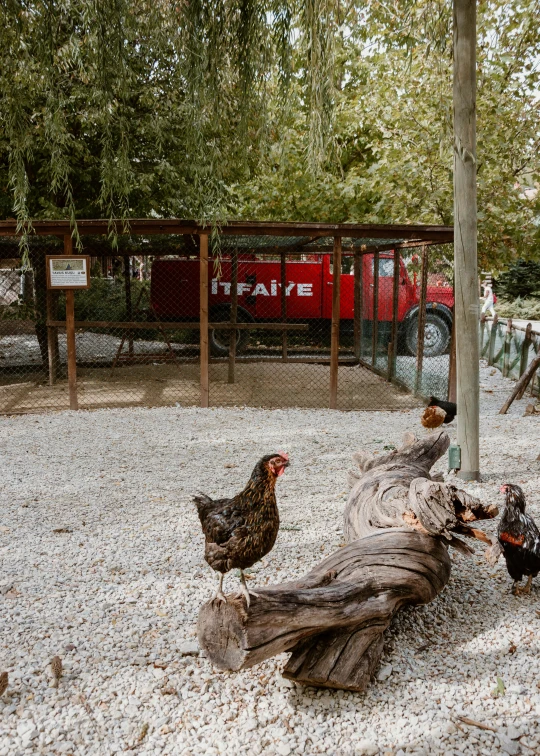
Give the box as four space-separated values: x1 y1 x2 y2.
197 431 497 691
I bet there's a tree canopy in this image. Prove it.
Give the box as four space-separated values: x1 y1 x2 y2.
233 0 540 269
1 0 539 269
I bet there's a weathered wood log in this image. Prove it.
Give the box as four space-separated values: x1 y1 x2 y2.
197 430 498 691
198 531 450 673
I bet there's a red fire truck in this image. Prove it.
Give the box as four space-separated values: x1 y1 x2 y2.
150 252 454 357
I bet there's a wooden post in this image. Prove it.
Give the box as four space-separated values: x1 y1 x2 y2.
228 250 238 384
531 356 540 398
388 249 400 380
499 352 540 414
200 234 209 408
329 237 341 409
487 313 498 365
124 256 134 357
502 318 513 377
454 0 480 480
353 253 362 362
371 251 379 366
415 245 429 394
281 252 288 362
448 312 457 403
479 312 486 353
46 290 59 385
63 234 78 410
517 322 532 397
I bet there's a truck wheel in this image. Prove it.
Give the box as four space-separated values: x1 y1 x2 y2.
405 313 450 358
209 305 252 357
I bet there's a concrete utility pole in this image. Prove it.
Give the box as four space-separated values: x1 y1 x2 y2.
453 0 480 480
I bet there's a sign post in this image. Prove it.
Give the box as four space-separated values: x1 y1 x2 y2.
46 246 90 410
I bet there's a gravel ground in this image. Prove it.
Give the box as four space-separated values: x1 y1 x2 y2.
0 333 173 366
0 332 451 402
0 365 539 756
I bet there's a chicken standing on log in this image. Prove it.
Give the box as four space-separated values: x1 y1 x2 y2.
194 453 289 606
498 484 540 595
197 431 499 690
421 397 457 429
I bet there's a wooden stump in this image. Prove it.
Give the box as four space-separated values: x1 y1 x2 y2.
197 430 497 691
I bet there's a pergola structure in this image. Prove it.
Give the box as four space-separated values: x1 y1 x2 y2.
0 218 453 414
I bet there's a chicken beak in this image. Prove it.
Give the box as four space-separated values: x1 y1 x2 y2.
276 453 289 476
277 461 289 477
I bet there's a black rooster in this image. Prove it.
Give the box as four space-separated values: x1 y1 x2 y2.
194 453 289 605
498 483 540 595
428 397 457 423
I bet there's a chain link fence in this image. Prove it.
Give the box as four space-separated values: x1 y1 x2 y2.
0 231 454 414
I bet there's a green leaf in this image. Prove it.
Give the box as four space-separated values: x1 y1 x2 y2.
492 676 506 697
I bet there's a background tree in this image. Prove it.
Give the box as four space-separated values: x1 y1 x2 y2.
234 0 540 270
0 0 303 230
1 0 539 271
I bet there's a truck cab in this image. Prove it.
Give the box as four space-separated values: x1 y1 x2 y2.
322 253 453 357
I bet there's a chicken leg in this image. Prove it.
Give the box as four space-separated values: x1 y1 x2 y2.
238 570 261 608
213 573 227 604
513 575 533 596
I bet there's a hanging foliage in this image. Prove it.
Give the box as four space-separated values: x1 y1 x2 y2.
1 0 539 270
0 0 337 247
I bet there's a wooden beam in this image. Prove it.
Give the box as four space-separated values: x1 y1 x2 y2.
0 218 454 242
200 234 209 408
281 252 288 362
353 253 362 362
124 256 134 357
502 318 513 378
499 352 540 414
63 234 78 410
46 320 309 331
517 323 533 400
487 313 498 365
388 249 400 380
46 290 59 385
0 239 453 260
448 312 457 403
228 250 238 384
329 237 341 409
415 245 429 394
454 0 480 480
371 251 379 366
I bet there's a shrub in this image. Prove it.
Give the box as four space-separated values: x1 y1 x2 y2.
495 297 540 320
496 259 540 299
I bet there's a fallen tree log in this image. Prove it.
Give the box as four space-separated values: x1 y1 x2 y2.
198 430 498 691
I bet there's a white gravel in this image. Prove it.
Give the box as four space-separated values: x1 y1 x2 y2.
0 332 174 366
0 365 539 755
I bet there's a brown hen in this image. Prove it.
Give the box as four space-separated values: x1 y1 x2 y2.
421 405 447 429
194 453 289 605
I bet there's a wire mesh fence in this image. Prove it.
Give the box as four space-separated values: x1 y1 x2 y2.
0 228 455 414
481 315 540 397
